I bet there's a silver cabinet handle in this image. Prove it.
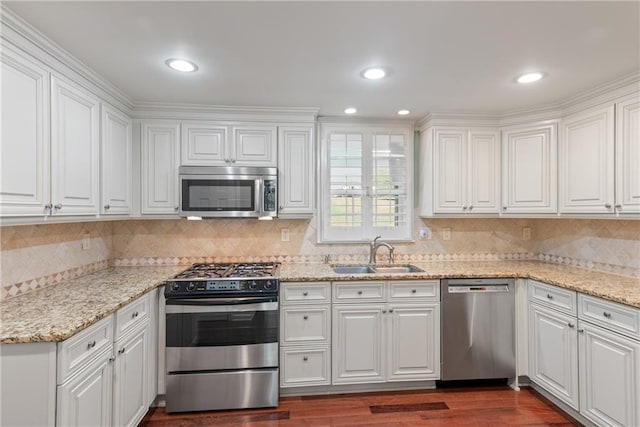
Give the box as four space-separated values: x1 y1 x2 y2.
605 203 612 209
568 322 575 328
303 315 308 320
104 204 110 210
302 356 308 362
302 292 308 296
546 294 553 300
603 312 612 318
357 290 363 295
87 340 96 349
118 348 125 355
54 203 62 210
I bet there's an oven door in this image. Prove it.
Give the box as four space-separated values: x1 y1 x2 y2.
165 297 278 373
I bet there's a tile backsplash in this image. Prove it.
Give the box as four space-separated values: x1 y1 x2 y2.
1 216 638 300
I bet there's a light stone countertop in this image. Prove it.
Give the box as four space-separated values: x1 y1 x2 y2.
1 261 638 344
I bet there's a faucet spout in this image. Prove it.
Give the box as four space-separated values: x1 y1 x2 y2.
369 236 395 264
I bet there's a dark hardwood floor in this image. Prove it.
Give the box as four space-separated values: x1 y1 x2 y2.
139 386 581 426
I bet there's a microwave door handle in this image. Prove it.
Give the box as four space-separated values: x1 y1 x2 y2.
256 178 264 216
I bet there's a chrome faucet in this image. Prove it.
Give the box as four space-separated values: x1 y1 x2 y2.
369 235 395 264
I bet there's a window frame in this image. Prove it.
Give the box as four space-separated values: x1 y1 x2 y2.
318 121 414 243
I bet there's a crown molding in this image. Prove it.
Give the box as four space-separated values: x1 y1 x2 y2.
318 115 415 128
132 102 319 123
1 5 135 113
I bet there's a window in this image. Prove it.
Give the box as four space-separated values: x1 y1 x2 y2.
319 122 413 242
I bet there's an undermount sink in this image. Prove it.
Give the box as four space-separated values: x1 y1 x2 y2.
332 264 424 274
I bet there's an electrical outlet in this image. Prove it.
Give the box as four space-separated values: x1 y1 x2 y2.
281 229 290 242
522 227 531 241
82 233 90 250
442 227 451 241
419 227 432 239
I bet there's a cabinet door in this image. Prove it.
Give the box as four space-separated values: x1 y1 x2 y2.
51 76 100 215
579 321 640 427
560 105 615 213
432 129 466 213
141 122 180 214
231 125 277 166
387 304 440 381
502 124 557 213
0 45 50 216
468 130 500 213
181 122 228 166
528 303 579 409
616 96 640 214
113 326 148 427
278 126 314 217
101 104 132 215
332 305 385 384
57 350 113 427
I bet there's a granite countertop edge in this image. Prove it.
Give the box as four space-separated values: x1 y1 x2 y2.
1 261 638 344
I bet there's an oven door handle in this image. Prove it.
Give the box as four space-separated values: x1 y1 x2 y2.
166 297 276 306
165 298 278 314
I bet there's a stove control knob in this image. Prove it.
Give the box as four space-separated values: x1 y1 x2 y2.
186 282 196 292
171 282 180 292
264 280 274 290
249 281 258 290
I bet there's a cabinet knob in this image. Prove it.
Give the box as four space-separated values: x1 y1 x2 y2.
231 158 236 163
382 309 387 313
568 322 575 328
389 309 394 313
605 203 612 209
578 328 585 333
108 356 115 363
502 206 507 211
615 204 622 209
54 203 62 210
303 315 308 320
411 289 417 294
132 311 139 318
118 348 126 355
174 206 179 211
462 206 468 210
279 205 284 210
357 290 363 295
44 203 53 210
104 204 110 210
302 356 308 362
302 291 308 296
87 340 96 349
546 294 553 300
603 312 612 318
468 205 473 211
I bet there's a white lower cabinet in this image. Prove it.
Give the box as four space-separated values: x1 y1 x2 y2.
113 323 149 427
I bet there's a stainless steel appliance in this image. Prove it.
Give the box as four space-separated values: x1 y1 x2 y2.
179 166 277 218
440 278 515 381
164 263 280 413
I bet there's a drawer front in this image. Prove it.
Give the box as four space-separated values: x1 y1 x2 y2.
281 306 330 345
389 281 439 302
115 293 150 340
529 280 577 315
57 315 114 384
579 294 640 339
280 346 330 387
281 282 330 305
333 281 385 303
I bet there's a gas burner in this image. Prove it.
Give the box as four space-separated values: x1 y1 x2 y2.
171 262 280 281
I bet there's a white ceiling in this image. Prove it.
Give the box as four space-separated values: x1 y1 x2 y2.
5 1 640 119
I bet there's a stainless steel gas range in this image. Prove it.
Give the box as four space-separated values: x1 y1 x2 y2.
164 262 280 413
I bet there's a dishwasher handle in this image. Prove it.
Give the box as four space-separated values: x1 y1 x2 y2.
447 284 510 293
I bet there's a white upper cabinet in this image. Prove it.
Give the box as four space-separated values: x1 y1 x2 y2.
278 126 314 217
101 104 132 215
615 95 640 214
0 45 50 216
141 121 180 215
50 76 100 216
180 122 276 167
423 128 500 215
502 123 558 214
560 104 615 214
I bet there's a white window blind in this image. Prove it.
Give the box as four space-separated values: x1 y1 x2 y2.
320 123 413 242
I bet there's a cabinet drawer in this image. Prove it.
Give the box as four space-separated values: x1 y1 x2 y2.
281 306 330 345
57 315 114 384
579 294 640 340
115 293 150 340
280 346 330 387
528 280 576 315
333 281 385 303
281 282 330 304
389 281 439 302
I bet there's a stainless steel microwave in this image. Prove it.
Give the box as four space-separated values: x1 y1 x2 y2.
179 166 277 218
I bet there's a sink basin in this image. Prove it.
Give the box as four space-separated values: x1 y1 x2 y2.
332 265 376 274
332 264 424 274
373 265 424 274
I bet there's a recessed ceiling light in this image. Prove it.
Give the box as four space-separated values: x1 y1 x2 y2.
362 67 386 80
344 107 357 114
397 109 410 116
516 72 544 84
166 58 198 73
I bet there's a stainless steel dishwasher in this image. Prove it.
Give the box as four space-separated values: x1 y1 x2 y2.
440 278 515 381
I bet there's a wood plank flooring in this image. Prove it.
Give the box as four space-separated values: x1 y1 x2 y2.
139 386 581 426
